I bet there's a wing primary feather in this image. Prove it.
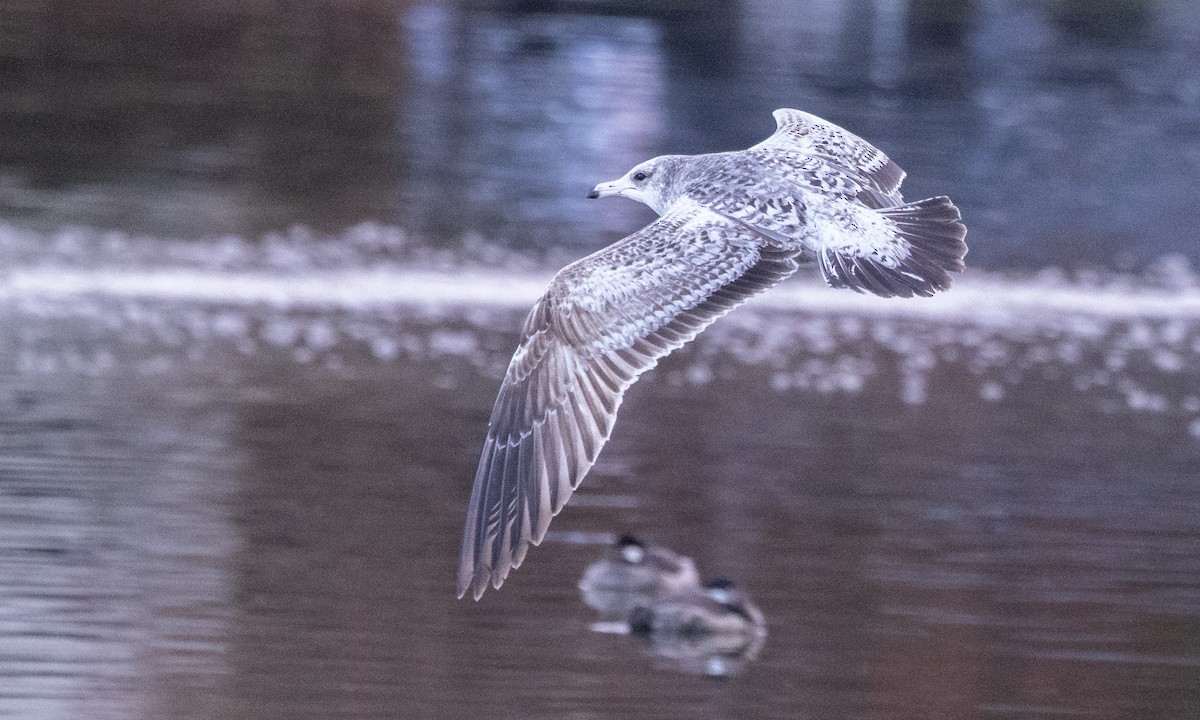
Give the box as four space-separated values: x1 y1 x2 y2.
505 384 525 438
551 421 575 510
520 368 539 427
464 449 495 599
531 423 553 539
473 441 498 559
489 442 514 573
512 434 534 547
512 501 532 569
457 445 486 598
498 444 521 578
546 409 571 512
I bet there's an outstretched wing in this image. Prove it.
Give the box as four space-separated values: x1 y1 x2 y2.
751 108 905 207
459 198 800 599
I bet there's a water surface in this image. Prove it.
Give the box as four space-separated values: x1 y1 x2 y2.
1 229 1199 718
2 1 1200 718
2 0 1199 268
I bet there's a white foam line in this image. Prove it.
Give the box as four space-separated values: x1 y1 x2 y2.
2 268 548 309
763 279 1200 320
4 267 1200 320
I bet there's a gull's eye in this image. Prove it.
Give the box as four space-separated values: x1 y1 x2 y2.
633 171 648 182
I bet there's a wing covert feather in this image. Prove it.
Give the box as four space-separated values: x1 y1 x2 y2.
752 107 905 207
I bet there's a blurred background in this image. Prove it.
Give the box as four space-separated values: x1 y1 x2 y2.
1 1 1199 718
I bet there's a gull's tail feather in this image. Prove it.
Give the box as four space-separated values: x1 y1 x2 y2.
819 196 967 299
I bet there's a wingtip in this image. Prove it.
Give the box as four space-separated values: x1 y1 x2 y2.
456 565 492 601
769 108 809 134
455 566 475 600
770 107 805 125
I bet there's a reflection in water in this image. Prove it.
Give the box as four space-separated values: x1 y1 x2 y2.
627 578 768 678
1 228 1199 716
577 535 768 677
0 1 404 236
0 380 239 718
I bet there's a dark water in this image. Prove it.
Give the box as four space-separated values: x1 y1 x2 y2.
2 236 1200 718
3 1 1200 719
1 0 1199 269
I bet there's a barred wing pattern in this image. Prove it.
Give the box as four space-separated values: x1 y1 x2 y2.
458 198 800 599
751 108 906 208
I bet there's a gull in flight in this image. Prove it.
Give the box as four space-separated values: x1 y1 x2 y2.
458 109 967 599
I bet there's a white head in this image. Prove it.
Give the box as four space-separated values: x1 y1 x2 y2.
621 543 645 564
702 578 741 605
588 155 685 215
617 534 646 564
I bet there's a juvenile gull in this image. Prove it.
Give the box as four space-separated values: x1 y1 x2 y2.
458 109 967 599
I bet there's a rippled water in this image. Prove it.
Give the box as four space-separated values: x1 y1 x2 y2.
2 226 1199 719
3 1 1200 717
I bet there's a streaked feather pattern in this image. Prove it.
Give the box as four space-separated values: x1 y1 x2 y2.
459 109 967 598
458 198 801 599
751 108 905 206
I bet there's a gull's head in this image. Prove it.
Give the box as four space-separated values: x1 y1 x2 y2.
587 155 684 215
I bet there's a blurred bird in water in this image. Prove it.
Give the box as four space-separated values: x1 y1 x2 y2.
629 577 766 643
628 578 767 676
459 109 968 599
578 535 700 617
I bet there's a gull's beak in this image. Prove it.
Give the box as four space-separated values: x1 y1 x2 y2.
588 179 625 199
